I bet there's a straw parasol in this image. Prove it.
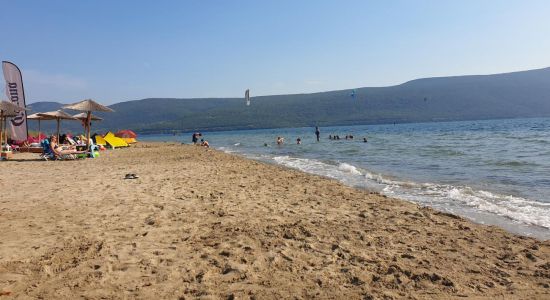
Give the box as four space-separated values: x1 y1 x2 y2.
0 101 29 148
27 113 56 143
63 99 114 150
37 110 77 142
72 112 103 121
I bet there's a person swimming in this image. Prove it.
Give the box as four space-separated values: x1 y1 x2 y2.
277 136 284 145
363 137 368 143
296 138 302 144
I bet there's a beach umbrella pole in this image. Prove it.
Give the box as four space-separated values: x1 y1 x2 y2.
38 120 41 143
86 111 91 151
3 117 6 148
0 118 3 150
3 117 7 149
56 119 60 142
0 114 3 149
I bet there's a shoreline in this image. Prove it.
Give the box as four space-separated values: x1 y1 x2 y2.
1 143 549 298
212 145 550 241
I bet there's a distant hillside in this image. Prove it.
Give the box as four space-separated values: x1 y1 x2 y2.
27 67 550 134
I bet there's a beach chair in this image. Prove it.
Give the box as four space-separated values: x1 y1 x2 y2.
104 132 129 149
40 139 85 161
67 137 77 145
122 137 137 144
40 139 55 160
94 135 107 146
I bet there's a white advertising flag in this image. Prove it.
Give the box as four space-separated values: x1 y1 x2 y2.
2 61 28 141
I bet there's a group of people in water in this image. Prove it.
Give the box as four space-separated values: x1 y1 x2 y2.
329 134 353 140
271 127 367 145
191 127 366 148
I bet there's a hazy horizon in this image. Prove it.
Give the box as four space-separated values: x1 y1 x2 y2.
21 65 550 105
2 0 550 104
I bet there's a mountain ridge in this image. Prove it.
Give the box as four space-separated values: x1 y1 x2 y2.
25 67 550 134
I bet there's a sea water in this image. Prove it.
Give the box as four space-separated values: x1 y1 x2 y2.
142 118 550 240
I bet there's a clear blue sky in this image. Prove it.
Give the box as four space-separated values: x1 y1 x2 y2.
2 0 549 104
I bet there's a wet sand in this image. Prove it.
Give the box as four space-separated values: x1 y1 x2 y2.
0 143 549 299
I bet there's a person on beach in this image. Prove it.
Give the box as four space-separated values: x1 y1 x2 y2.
277 137 284 145
49 136 79 156
296 138 302 144
192 132 203 145
200 139 210 148
315 126 320 142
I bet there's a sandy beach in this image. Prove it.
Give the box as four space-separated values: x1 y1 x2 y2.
0 143 549 299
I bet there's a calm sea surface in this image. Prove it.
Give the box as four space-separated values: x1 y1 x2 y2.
142 118 550 239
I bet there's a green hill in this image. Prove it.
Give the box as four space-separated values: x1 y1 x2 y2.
27 67 550 134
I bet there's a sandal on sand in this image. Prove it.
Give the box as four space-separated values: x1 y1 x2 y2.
124 173 139 179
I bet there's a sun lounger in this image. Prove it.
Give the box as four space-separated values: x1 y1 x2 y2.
40 139 87 161
95 135 107 146
104 132 129 148
122 137 137 144
19 146 43 153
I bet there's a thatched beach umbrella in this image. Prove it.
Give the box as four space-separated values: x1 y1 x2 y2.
27 113 56 143
72 112 103 121
63 99 114 150
0 101 29 147
37 110 77 142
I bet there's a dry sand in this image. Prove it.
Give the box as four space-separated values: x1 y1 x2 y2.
0 143 549 299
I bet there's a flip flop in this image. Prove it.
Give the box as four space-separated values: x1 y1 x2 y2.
124 173 139 179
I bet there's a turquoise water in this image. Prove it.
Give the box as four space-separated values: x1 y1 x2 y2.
142 118 550 239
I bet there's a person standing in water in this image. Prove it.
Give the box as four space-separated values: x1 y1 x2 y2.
315 126 320 142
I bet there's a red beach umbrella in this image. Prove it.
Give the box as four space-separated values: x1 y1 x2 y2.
115 129 137 138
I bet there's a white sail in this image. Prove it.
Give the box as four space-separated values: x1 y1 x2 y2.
245 89 250 106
